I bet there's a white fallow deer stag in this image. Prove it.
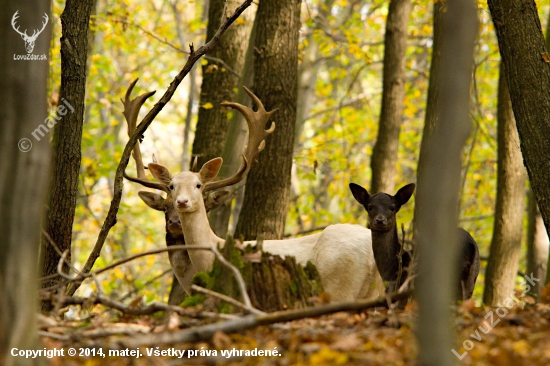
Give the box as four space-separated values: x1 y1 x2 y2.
121 79 231 299
147 89 384 302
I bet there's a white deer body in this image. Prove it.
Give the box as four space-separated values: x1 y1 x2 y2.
150 159 384 302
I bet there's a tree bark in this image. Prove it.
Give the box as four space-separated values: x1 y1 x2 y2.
41 0 95 306
234 0 302 240
208 5 257 237
412 3 443 213
487 0 550 257
370 0 412 194
527 188 549 296
0 1 52 363
413 1 477 365
483 63 527 306
191 0 254 169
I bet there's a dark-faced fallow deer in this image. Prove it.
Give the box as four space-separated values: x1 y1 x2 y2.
349 182 480 301
146 92 384 302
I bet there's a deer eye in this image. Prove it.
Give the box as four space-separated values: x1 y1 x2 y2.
196 183 202 189
367 205 373 212
169 184 174 190
390 205 396 212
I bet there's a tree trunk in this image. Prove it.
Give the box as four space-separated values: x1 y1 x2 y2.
412 3 443 211
41 0 95 307
208 6 257 237
370 0 412 194
191 0 254 169
526 188 549 296
414 1 477 365
487 0 550 258
294 0 335 149
483 63 527 306
234 0 302 240
0 1 52 363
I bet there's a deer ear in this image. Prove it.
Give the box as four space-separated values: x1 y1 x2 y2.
138 191 165 211
148 163 172 185
395 183 415 206
199 158 223 183
349 183 370 205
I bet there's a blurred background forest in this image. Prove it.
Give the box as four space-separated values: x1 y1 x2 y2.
42 0 547 303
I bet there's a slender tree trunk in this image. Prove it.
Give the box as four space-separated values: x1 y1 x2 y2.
234 0 302 240
527 188 549 295
414 1 477 365
41 0 94 308
370 0 411 194
294 0 335 149
0 1 52 363
487 0 550 256
191 0 254 169
412 3 443 211
483 63 527 306
208 6 257 237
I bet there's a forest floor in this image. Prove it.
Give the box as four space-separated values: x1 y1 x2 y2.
39 294 550 366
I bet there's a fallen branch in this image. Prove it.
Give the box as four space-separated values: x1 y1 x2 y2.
43 293 238 320
67 0 254 297
115 291 412 348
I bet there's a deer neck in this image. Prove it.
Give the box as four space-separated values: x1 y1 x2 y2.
177 202 224 272
371 225 402 282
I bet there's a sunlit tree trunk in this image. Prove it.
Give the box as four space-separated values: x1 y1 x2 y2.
191 0 254 169
0 1 52 364
483 63 527 306
414 1 477 365
488 1 550 271
370 0 411 194
41 0 95 310
234 0 302 240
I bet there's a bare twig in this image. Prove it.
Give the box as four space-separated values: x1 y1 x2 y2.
191 284 265 315
115 291 412 348
57 250 74 281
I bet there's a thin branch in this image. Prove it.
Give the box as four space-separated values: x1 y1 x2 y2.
191 284 265 315
115 291 412 348
107 16 241 77
67 0 254 296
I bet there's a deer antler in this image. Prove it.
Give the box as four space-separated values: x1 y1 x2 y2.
121 79 169 192
203 87 277 192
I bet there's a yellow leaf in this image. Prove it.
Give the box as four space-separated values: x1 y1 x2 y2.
202 102 214 109
235 17 247 25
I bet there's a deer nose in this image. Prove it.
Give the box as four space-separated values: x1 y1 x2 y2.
168 218 180 225
374 217 386 225
176 198 189 207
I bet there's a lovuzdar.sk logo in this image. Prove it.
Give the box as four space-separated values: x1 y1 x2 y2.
11 10 48 61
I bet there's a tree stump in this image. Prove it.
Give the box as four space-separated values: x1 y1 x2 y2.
191 235 323 312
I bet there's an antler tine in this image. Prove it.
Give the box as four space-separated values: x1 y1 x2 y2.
121 79 166 191
203 87 277 192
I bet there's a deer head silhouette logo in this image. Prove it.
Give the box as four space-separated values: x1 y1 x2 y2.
11 11 49 54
